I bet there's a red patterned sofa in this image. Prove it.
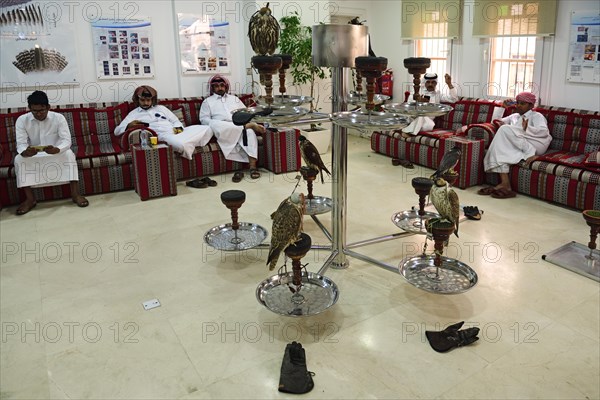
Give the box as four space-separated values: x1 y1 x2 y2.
0 95 301 207
466 105 600 210
371 97 507 189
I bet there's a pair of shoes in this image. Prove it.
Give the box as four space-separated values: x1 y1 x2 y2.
463 206 482 220
186 178 208 189
201 177 218 187
391 158 414 169
249 168 261 179
16 201 37 215
72 196 89 208
477 186 496 195
232 171 244 183
491 188 516 199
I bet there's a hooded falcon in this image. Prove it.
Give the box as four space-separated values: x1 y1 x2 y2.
267 192 305 270
248 3 280 56
432 145 461 179
298 135 331 184
429 177 460 237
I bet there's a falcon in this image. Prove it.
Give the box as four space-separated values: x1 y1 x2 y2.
432 145 461 179
298 135 331 184
429 177 460 238
267 192 305 270
248 2 280 56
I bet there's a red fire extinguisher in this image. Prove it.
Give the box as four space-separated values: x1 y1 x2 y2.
376 69 394 99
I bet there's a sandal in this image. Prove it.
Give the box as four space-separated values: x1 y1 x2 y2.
72 196 89 208
201 177 218 187
463 206 482 220
391 158 414 169
16 201 37 216
186 178 208 189
249 168 261 179
232 171 244 183
477 186 496 195
491 188 517 199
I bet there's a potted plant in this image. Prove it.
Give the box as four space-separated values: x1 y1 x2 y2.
278 12 331 153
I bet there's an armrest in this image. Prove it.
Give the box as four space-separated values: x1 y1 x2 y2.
465 122 498 149
120 127 158 152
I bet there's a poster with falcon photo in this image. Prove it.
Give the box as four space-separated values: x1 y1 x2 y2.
178 14 230 75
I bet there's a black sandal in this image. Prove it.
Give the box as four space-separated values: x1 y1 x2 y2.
232 171 244 183
201 177 218 187
186 178 208 189
463 206 482 220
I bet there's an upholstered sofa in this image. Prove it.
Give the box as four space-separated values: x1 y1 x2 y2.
0 95 301 207
371 97 600 210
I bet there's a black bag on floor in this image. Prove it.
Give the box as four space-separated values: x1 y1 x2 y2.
425 321 480 353
278 341 314 394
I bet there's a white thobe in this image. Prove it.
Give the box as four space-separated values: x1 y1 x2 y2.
402 86 458 135
484 110 551 174
199 94 258 163
14 111 78 188
114 105 212 160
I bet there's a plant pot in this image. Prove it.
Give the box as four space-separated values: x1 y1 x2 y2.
300 126 331 154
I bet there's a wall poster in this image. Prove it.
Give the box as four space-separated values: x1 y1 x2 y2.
567 10 600 84
178 14 230 75
91 17 155 79
0 0 79 87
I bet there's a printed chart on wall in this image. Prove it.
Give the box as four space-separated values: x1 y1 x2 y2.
0 0 79 87
178 14 230 74
91 17 154 79
567 10 600 83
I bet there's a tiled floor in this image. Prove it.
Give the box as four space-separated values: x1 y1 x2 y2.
1 136 598 399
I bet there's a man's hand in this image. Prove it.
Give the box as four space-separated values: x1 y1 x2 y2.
21 146 38 157
173 127 184 134
43 145 60 154
445 73 453 89
245 122 266 134
126 120 148 130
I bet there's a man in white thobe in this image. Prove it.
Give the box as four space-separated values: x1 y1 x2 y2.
199 75 265 180
402 73 459 136
114 85 212 160
14 90 88 215
480 91 551 198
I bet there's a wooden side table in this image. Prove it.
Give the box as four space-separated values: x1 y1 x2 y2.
132 144 177 200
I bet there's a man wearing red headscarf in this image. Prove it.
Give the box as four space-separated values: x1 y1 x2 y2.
479 91 550 198
199 75 265 180
115 85 212 159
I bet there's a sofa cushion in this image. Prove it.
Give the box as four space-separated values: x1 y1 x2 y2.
537 150 587 169
434 99 504 131
54 103 129 157
0 111 26 166
172 107 186 126
535 107 600 154
159 98 204 126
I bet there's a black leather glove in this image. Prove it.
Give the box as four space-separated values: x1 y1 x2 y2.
425 321 480 353
278 342 314 394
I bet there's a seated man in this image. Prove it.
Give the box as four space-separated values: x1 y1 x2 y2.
114 85 212 160
199 75 265 181
14 90 89 215
479 92 551 199
402 72 458 136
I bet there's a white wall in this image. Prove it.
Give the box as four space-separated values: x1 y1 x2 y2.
1 0 598 111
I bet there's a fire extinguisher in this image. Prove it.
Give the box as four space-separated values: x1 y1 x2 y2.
376 69 394 99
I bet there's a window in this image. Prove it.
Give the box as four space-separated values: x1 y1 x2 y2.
415 38 450 76
488 36 537 98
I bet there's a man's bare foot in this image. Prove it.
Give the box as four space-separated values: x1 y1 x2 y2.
16 200 37 215
72 195 89 208
247 122 266 134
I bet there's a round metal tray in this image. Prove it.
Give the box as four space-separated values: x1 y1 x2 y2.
204 222 268 251
392 209 440 234
399 254 478 294
304 196 332 216
241 105 309 124
256 271 339 316
255 95 313 107
346 93 390 106
330 110 411 131
383 102 454 117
